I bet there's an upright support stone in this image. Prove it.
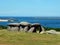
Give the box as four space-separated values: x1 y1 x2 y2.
31 23 42 33
40 26 45 34
39 26 42 33
20 26 24 32
28 27 35 33
24 26 28 32
10 27 19 31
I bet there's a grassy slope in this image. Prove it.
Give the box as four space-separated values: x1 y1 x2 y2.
0 29 60 45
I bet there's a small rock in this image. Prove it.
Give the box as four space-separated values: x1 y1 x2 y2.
46 30 57 34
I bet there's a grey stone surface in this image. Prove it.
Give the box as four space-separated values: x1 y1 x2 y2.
20 22 31 25
46 30 57 34
10 27 19 31
31 23 40 25
8 23 20 26
40 26 45 34
28 27 35 33
20 27 23 31
56 32 60 34
24 26 28 32
46 30 60 34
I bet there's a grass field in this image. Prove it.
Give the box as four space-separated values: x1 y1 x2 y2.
0 29 60 45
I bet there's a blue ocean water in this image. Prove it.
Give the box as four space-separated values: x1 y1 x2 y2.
0 17 60 28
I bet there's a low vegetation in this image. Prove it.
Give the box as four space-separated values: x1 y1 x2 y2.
0 29 60 45
44 27 60 31
0 26 7 30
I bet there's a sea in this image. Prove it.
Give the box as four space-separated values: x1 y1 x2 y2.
0 17 60 28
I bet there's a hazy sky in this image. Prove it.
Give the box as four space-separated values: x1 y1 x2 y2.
0 0 60 17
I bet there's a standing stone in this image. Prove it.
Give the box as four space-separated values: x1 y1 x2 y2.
24 26 28 32
20 26 24 32
31 23 42 33
40 26 45 34
28 27 35 33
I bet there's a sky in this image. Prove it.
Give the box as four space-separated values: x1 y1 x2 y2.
0 0 60 17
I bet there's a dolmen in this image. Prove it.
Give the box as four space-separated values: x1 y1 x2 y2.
8 22 45 33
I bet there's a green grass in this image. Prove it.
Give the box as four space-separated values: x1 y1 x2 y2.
0 29 60 45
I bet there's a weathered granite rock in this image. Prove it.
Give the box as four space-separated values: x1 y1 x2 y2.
10 27 19 31
46 30 57 34
46 30 60 34
56 32 60 34
31 23 42 33
40 26 45 34
24 26 28 32
28 27 35 33
20 26 24 32
8 23 20 31
20 22 31 26
8 23 20 26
